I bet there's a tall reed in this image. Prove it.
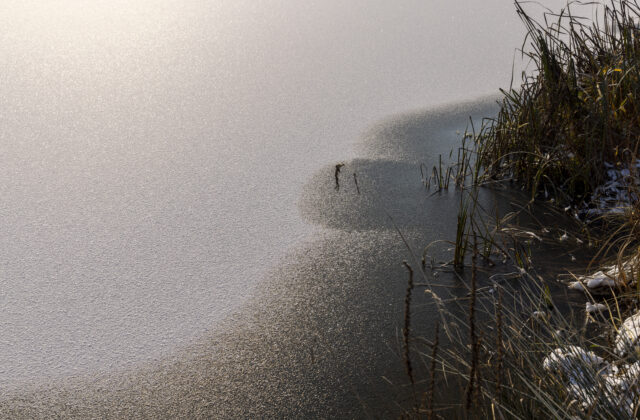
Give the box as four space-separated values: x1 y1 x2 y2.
396 2 640 417
479 0 640 206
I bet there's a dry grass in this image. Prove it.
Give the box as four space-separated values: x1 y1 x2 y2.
402 1 640 417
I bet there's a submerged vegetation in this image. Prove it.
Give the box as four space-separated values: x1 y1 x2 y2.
406 1 640 418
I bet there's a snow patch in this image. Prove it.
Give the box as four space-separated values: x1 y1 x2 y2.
544 338 640 416
616 312 640 359
581 160 640 218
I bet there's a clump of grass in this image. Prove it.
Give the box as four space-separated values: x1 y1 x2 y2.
411 226 640 418
399 3 640 417
453 192 472 269
480 0 640 207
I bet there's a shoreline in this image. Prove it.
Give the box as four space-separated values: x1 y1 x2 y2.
415 1 640 416
0 98 502 417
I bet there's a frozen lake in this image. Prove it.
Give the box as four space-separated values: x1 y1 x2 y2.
0 0 568 398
